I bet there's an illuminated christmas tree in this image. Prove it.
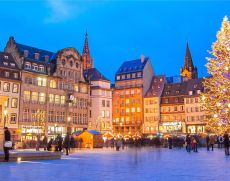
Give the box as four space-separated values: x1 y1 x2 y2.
202 16 230 134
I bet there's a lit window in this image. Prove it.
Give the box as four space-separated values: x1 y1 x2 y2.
131 107 135 112
24 91 30 101
38 65 45 72
31 92 38 102
13 73 18 79
189 91 193 95
60 96 65 104
101 111 105 118
126 99 130 104
37 77 47 86
126 108 130 113
116 75 120 80
4 71 9 77
12 84 19 93
74 84 79 92
32 63 38 71
50 80 57 89
137 107 141 112
3 62 8 66
11 98 18 108
55 95 60 104
3 82 10 92
10 114 17 124
25 62 31 69
49 94 54 103
39 93 46 103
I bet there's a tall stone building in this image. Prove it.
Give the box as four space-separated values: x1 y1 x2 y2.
84 68 112 134
4 36 90 141
180 42 198 82
112 55 154 138
143 75 165 135
0 52 21 149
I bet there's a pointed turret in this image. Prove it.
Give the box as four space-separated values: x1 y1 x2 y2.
82 31 92 70
180 42 198 81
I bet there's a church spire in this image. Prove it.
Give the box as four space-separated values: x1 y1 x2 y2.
180 42 198 81
82 30 92 70
184 42 194 70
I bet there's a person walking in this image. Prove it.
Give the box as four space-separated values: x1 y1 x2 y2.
36 134 40 151
63 133 70 155
57 134 63 152
210 135 215 151
192 136 198 152
3 127 11 162
206 135 210 151
223 132 229 156
186 134 191 152
218 135 224 148
168 136 173 149
42 136 48 151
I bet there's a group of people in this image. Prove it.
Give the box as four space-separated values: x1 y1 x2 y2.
185 134 199 152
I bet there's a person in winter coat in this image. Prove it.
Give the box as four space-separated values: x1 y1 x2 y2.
63 133 70 155
47 138 53 151
57 134 63 152
186 134 191 152
210 135 216 151
206 135 210 151
3 127 11 162
43 136 48 151
223 132 229 155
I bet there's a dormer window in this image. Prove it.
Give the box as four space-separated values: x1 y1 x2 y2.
45 55 49 62
4 71 9 77
194 84 197 88
176 90 180 94
165 91 170 95
137 72 142 77
10 63 15 67
34 53 40 60
197 90 201 94
3 62 8 66
116 75 120 80
39 65 45 72
25 62 31 69
24 50 29 57
189 91 193 95
4 55 8 59
121 74 125 79
32 63 38 71
14 73 18 79
132 73 136 78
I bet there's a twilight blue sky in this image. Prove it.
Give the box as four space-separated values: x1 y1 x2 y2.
0 0 229 82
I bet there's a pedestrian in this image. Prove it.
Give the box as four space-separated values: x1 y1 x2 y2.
223 132 229 156
36 134 40 151
192 136 198 152
63 133 70 155
42 136 48 151
57 134 63 152
206 135 210 151
218 135 224 148
47 138 53 151
210 135 215 151
186 134 191 152
3 127 12 162
168 136 173 149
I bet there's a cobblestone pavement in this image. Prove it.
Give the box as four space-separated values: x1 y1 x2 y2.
0 147 229 181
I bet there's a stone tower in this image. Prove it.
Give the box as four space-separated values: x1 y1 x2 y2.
82 31 92 70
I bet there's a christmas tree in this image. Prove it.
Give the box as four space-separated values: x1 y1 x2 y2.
202 16 230 134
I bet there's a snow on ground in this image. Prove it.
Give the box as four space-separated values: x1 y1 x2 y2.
0 147 229 181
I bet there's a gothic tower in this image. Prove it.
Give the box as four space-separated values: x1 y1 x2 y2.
180 42 198 82
82 31 92 70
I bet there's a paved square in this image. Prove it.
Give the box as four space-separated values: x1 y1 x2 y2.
0 147 229 181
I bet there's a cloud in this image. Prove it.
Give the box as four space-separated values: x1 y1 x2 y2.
44 0 73 23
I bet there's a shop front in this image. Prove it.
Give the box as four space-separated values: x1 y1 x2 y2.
186 124 206 134
160 121 186 134
48 126 66 139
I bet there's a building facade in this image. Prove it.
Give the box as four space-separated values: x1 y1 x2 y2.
184 78 206 133
4 37 90 141
112 56 154 138
84 68 112 134
143 75 165 135
0 52 21 148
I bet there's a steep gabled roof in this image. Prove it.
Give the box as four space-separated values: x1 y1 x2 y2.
116 57 149 74
0 52 20 70
145 75 166 97
84 68 109 82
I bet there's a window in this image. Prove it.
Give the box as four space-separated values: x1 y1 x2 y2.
137 107 141 112
189 91 193 95
23 109 29 121
37 77 47 86
137 72 142 77
197 90 201 94
48 111 54 122
121 75 125 79
175 98 179 103
106 111 110 118
24 91 30 101
116 75 120 80
74 84 79 92
61 96 65 104
106 100 110 107
4 71 9 77
127 74 131 79
49 94 54 103
31 92 38 102
3 62 8 66
38 65 45 72
13 73 18 79
132 107 135 112
11 98 18 108
3 82 10 92
132 73 136 78
174 106 177 112
55 95 60 104
50 80 57 88
39 93 46 103
101 111 105 118
126 108 130 113
32 63 38 71
12 84 19 93
102 100 105 107
10 114 17 124
164 99 169 103
25 62 31 69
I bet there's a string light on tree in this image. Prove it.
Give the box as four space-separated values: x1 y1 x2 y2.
201 16 230 134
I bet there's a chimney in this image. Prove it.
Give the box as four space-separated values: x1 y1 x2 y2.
91 58 94 68
34 53 40 60
45 55 49 62
24 50 29 57
140 54 145 63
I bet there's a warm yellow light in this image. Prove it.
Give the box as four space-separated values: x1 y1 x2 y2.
67 117 71 121
3 110 8 116
202 95 205 100
228 104 230 108
214 114 218 118
17 157 22 162
225 67 229 71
